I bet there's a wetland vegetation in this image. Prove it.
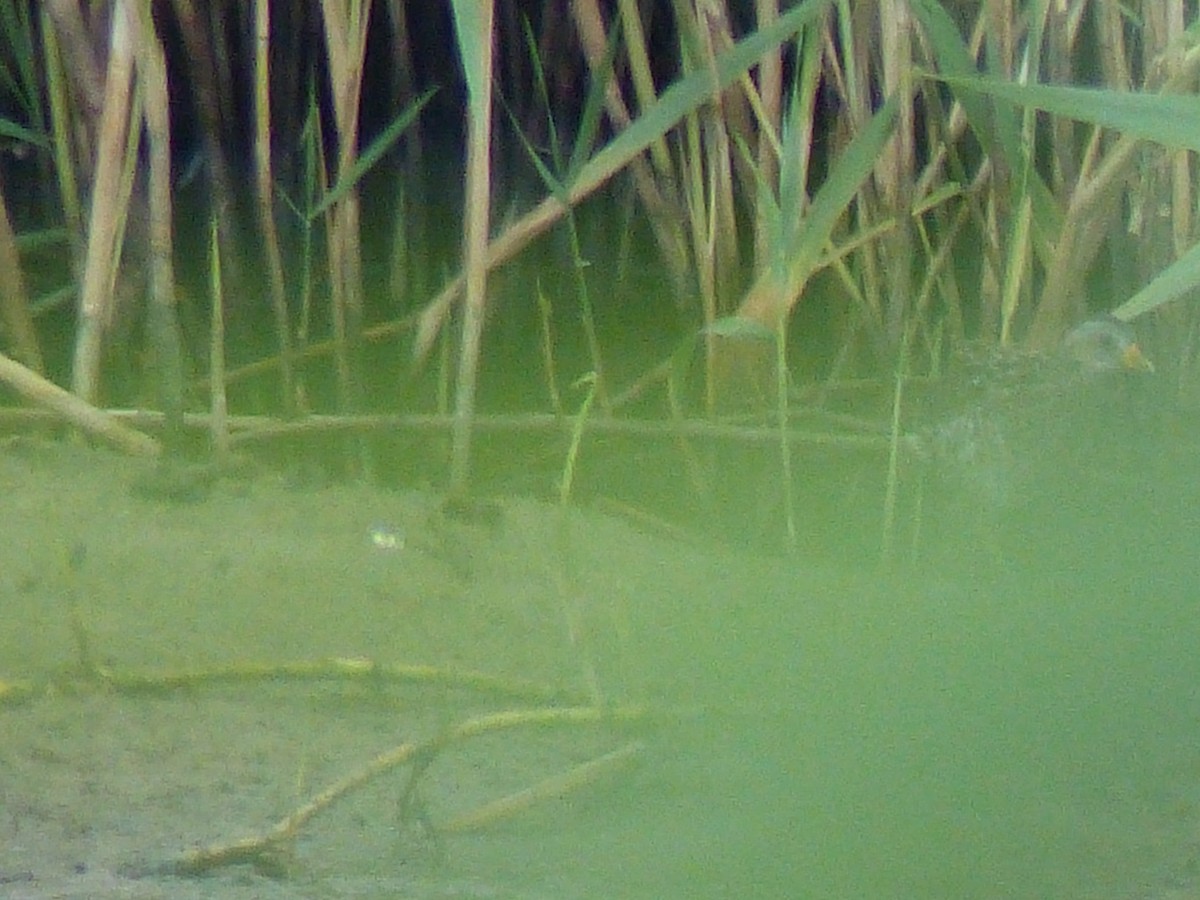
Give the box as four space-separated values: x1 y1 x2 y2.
1 2 1200 896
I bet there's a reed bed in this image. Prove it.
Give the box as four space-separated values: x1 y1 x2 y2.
0 0 1194 501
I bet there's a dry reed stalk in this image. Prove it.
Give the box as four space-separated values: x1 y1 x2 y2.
679 1 741 416
1160 5 1193 265
908 6 989 353
448 0 496 495
317 0 370 422
571 0 690 294
1044 1 1086 194
70 1 136 404
40 0 103 159
911 185 974 353
997 0 1050 345
754 0 782 264
876 0 916 343
784 2 911 348
695 1 746 304
914 1 1179 350
1093 0 1132 94
1131 1 1196 384
615 0 672 175
912 9 984 202
129 0 185 448
253 0 296 415
688 1 764 208
1132 0 1189 276
940 7 1006 346
1028 32 1200 346
838 2 878 319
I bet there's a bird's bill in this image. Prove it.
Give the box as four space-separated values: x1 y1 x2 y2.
1123 341 1154 372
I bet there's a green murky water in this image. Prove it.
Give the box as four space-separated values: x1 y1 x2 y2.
4 180 1199 897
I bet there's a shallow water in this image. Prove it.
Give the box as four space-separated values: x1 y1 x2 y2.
0 423 1198 898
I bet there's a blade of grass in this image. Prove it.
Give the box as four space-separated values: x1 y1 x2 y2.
208 215 229 458
939 76 1200 153
1115 240 1200 321
507 14 623 410
559 372 598 507
0 116 46 146
309 87 437 221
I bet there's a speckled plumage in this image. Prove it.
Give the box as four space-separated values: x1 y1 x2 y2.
915 316 1153 519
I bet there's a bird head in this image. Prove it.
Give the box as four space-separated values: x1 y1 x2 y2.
1062 316 1154 373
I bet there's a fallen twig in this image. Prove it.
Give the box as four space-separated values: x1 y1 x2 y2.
172 705 650 878
0 406 889 451
0 657 587 707
438 740 643 834
0 352 160 456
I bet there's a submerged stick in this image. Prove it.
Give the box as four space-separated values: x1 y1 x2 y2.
438 740 643 834
0 351 159 456
172 705 648 878
99 656 584 705
0 405 895 456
